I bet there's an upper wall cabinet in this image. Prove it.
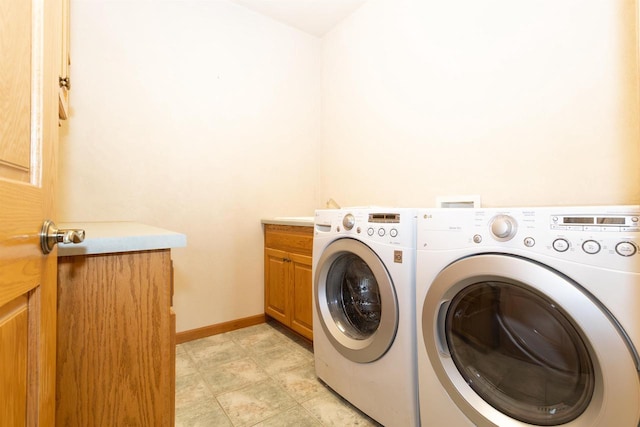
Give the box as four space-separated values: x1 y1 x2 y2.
58 0 70 120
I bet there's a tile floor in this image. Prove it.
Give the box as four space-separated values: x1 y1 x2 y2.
175 320 383 427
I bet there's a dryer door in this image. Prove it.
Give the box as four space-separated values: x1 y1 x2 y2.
315 238 398 363
421 254 640 426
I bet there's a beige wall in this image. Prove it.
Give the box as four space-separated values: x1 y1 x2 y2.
60 0 639 333
59 0 322 332
321 0 640 208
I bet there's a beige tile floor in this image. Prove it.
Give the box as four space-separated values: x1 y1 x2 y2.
175 320 383 427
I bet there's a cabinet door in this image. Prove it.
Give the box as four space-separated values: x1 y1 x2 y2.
56 250 174 426
289 253 313 340
264 247 289 325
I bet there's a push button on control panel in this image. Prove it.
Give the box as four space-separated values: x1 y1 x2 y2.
378 228 386 237
552 238 570 252
582 240 601 255
616 242 637 257
390 228 398 238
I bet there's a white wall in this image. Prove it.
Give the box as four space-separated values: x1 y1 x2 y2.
58 0 322 332
321 0 640 208
60 0 640 333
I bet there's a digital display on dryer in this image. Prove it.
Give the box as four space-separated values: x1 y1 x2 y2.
597 217 625 225
563 217 594 224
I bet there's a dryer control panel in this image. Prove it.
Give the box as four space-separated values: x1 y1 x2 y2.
417 205 640 272
549 212 639 258
551 213 639 232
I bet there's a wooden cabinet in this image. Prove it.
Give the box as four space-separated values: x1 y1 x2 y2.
264 224 313 341
56 249 176 426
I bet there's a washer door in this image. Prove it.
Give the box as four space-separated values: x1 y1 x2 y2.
315 238 398 363
422 254 640 426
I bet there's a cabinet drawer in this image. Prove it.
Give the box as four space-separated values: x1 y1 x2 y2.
264 225 313 255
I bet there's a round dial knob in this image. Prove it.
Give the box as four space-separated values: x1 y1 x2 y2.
490 215 517 241
582 240 601 255
553 238 570 252
616 241 637 257
342 213 355 230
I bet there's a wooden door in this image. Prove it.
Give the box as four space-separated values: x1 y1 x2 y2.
0 0 62 425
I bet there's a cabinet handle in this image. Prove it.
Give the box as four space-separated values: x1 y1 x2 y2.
283 257 291 263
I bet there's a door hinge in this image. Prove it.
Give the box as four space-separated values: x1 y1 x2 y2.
59 76 70 90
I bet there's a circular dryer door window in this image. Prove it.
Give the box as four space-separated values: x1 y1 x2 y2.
446 281 594 425
422 254 640 426
315 238 398 363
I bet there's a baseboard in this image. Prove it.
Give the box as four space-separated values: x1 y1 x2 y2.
176 314 266 345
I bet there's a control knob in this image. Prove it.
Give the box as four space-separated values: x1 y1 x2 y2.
616 241 637 257
343 213 355 230
490 215 517 241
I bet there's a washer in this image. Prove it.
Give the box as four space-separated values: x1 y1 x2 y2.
416 206 640 427
313 208 419 427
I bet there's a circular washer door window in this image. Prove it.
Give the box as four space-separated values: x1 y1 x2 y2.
315 238 398 363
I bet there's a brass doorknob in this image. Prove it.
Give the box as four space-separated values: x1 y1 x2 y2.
40 220 85 254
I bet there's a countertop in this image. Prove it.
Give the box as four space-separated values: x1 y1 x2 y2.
260 216 314 227
57 221 187 256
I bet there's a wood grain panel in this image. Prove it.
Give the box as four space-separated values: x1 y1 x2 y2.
169 308 176 424
264 225 313 254
263 225 314 340
289 253 313 340
56 250 174 427
264 248 289 324
0 126 43 310
0 0 32 178
0 0 61 424
0 295 28 427
0 258 40 309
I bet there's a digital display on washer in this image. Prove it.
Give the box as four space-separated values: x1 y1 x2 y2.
369 213 400 223
597 217 625 225
562 217 594 224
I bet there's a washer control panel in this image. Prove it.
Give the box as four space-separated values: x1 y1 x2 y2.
417 205 640 271
338 212 401 237
315 209 416 247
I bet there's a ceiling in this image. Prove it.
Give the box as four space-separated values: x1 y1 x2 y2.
229 0 368 37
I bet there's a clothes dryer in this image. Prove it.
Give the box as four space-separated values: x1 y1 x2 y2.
313 208 419 427
416 206 640 426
